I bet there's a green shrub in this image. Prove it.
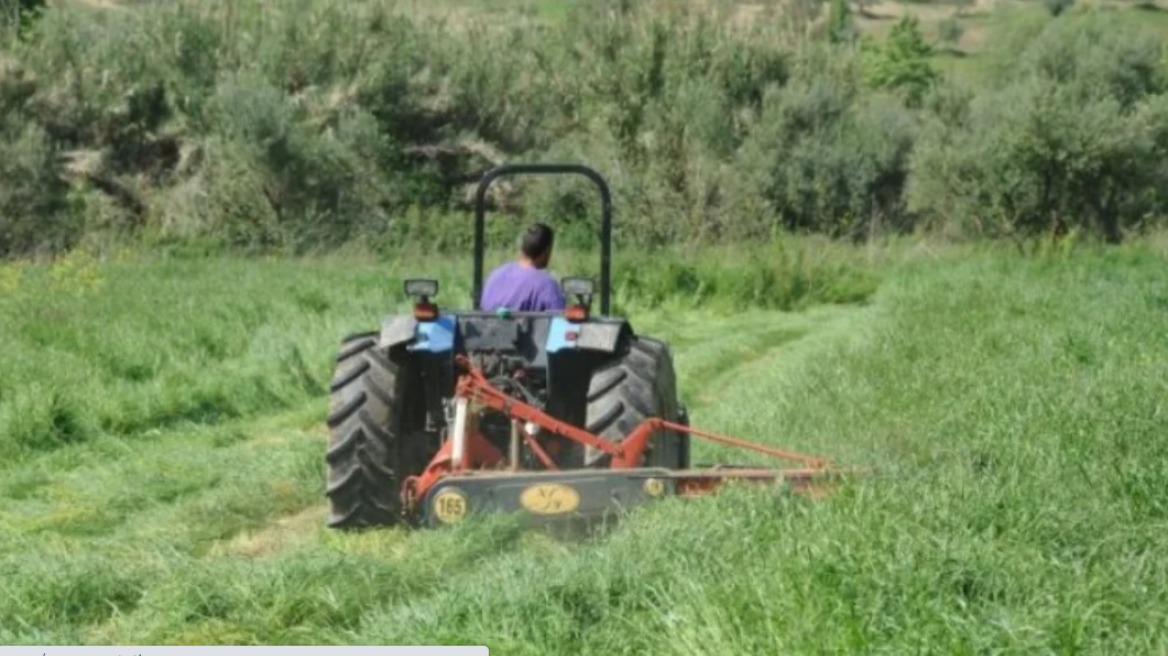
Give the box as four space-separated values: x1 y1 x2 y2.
909 16 1168 241
861 18 939 107
0 123 75 257
735 75 917 240
1013 13 1167 108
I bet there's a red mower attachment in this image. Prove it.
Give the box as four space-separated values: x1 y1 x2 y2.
401 356 852 528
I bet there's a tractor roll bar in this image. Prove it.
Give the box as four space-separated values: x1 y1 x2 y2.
472 163 613 316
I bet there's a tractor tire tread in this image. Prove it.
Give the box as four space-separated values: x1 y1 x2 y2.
330 359 370 392
337 336 378 363
583 336 684 468
325 332 429 531
326 392 365 429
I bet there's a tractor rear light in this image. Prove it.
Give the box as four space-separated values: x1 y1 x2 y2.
565 304 589 322
414 302 438 321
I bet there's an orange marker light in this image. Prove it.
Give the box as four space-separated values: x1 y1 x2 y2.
565 304 589 322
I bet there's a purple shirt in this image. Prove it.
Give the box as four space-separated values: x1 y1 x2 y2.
480 262 565 312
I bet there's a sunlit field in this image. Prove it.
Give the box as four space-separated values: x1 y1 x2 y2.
3 239 1167 652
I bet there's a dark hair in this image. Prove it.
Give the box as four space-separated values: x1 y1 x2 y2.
520 222 555 260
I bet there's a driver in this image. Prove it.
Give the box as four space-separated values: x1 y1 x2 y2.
480 222 566 312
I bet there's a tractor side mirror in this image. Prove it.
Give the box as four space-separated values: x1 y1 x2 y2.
562 277 594 322
404 279 439 321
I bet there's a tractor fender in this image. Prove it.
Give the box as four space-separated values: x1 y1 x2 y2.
379 314 457 353
379 315 418 350
546 318 629 354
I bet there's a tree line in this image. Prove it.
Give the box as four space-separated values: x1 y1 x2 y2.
1 0 1166 257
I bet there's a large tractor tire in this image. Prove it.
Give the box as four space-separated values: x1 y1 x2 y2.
325 332 434 530
584 336 688 469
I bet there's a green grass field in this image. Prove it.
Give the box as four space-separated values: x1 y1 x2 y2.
3 237 1168 651
3 0 1168 650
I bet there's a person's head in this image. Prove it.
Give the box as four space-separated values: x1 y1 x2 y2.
519 222 555 269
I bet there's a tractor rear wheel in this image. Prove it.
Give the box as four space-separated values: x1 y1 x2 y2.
325 331 434 530
584 336 688 468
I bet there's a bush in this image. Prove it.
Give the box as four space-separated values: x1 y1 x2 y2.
1013 13 1167 108
0 123 75 257
861 18 939 107
736 76 917 240
908 15 1168 241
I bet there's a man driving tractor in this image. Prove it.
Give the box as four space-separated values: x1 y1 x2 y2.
479 222 566 313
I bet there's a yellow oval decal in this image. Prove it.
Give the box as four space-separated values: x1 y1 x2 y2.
519 484 581 516
432 488 468 524
643 478 665 498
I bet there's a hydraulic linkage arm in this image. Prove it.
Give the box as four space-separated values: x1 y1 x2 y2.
450 355 830 471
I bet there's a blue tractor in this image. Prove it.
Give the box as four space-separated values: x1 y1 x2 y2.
325 164 691 529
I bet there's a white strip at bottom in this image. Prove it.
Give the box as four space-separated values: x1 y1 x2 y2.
11 644 485 648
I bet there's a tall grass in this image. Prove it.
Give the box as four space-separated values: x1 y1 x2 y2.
3 240 1168 651
0 237 887 462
